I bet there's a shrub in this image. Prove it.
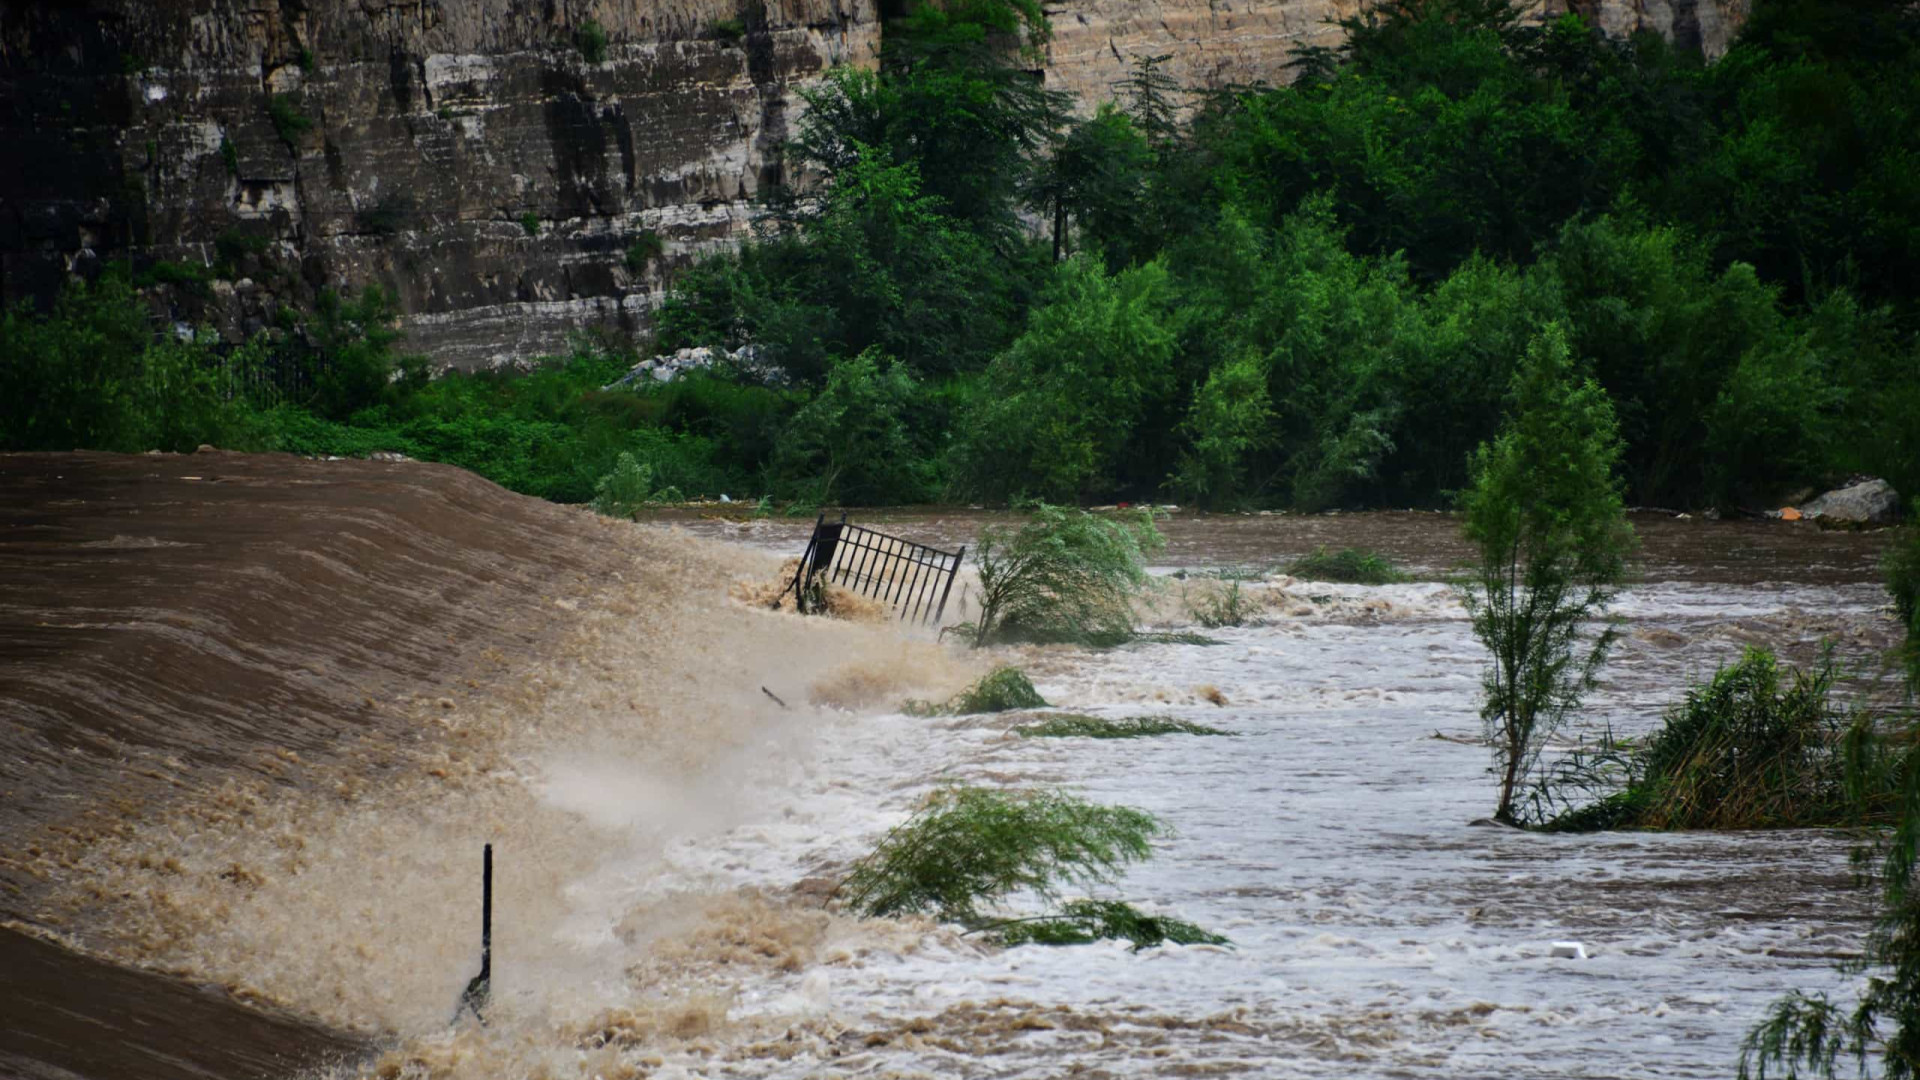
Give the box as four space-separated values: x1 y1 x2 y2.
220 137 239 176
1015 714 1229 738
214 227 272 265
907 667 1048 715
836 787 1163 924
1460 323 1634 825
267 93 312 145
590 451 684 518
519 211 541 237
710 17 746 42
968 505 1164 647
1540 649 1881 833
577 19 609 63
1169 352 1273 508
624 231 664 273
990 899 1227 950
1285 546 1410 584
307 285 410 420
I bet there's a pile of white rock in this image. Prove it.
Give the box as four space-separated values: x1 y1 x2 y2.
603 344 785 389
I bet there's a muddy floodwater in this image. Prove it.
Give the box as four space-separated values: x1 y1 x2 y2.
636 509 1895 1078
9 480 1902 1080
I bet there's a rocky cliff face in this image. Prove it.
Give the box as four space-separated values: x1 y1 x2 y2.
0 0 1743 367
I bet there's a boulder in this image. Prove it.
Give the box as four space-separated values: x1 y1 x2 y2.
1798 479 1901 527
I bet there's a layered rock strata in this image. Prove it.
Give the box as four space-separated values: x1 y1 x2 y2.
0 0 1743 367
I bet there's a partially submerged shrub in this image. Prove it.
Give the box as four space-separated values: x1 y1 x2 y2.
1188 580 1251 628
836 787 1163 924
969 505 1163 647
1539 648 1892 832
989 899 1228 950
590 452 683 518
1015 714 1230 738
906 667 1046 715
1285 546 1409 584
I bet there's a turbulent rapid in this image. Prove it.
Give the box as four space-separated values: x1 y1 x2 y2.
5 472 1900 1079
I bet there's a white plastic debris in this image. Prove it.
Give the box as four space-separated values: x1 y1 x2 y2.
1550 941 1588 960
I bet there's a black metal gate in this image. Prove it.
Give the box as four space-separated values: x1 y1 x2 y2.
789 513 965 626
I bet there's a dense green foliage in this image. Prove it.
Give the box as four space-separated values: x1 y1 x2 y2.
5 0 1917 518
1461 324 1634 825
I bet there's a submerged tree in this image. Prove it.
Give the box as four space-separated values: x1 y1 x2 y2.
1460 322 1634 825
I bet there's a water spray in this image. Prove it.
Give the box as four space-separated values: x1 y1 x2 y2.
454 843 491 1026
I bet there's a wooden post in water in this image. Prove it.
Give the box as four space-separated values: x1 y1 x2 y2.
455 843 492 1025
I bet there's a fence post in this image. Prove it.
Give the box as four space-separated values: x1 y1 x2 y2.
455 843 492 1025
934 546 966 625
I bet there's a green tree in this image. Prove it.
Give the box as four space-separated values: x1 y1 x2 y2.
955 257 1176 503
1169 352 1273 508
770 348 932 504
1459 322 1634 825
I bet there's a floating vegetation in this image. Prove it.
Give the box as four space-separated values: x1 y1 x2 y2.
1015 714 1231 739
986 899 1229 950
836 787 1162 924
905 667 1046 715
1285 546 1410 584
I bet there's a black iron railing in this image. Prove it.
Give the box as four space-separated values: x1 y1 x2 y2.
789 513 965 626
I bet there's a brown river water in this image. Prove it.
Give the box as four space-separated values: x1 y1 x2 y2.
2 470 1903 1080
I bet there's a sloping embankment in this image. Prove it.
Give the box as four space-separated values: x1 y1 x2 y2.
0 451 634 1078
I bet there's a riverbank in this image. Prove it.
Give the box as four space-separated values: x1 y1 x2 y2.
2 455 1903 1078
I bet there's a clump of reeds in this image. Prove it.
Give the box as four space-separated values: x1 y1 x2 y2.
1189 580 1252 628
905 666 1047 715
836 787 1162 923
1284 545 1409 584
985 899 1228 950
965 504 1163 647
1541 648 1895 832
1015 714 1231 739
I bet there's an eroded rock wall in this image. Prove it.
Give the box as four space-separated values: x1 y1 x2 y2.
0 0 1741 367
1 0 877 367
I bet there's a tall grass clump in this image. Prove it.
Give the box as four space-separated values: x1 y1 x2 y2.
1285 546 1409 584
837 787 1163 924
1539 649 1888 832
906 667 1047 715
1460 324 1634 825
968 505 1163 647
1188 580 1251 628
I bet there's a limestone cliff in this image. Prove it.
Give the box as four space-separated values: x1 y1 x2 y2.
0 0 1743 367
1 0 877 367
